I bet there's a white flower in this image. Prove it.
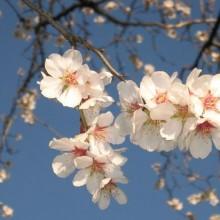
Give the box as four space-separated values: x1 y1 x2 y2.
49 137 92 177
115 80 143 136
72 152 126 195
87 112 125 155
180 117 220 159
92 175 127 210
140 71 176 114
39 49 104 108
132 109 176 152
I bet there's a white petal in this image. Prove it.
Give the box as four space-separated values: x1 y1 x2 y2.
49 138 81 151
114 113 132 136
58 87 82 108
140 75 156 102
105 126 125 144
63 49 83 71
151 71 171 92
52 153 75 178
45 54 64 78
160 119 182 140
39 75 63 98
86 172 103 194
186 68 202 89
212 129 220 150
96 112 114 127
111 188 127 205
203 110 220 127
150 103 176 120
98 191 111 210
211 74 220 97
168 81 189 105
189 134 212 159
189 95 203 117
74 156 93 169
117 80 142 104
72 169 90 187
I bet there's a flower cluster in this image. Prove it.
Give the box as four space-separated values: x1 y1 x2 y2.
116 68 220 159
39 48 220 210
39 49 127 209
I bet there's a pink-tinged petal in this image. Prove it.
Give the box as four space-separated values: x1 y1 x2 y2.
140 75 156 102
210 74 220 97
160 119 182 140
212 129 220 150
40 76 63 99
86 172 103 194
63 49 83 71
49 138 77 151
74 156 93 169
150 103 176 121
52 153 75 178
98 191 111 210
151 71 171 92
189 95 203 117
189 134 212 159
72 168 90 187
112 188 127 205
96 111 114 127
58 87 82 108
203 110 220 127
45 54 64 78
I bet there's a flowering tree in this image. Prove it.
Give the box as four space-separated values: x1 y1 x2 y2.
1 0 220 219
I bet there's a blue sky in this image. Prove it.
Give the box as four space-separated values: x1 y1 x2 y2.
1 1 220 220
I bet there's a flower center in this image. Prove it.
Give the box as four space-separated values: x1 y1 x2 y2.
203 93 217 110
176 105 189 119
72 147 87 157
93 126 106 140
91 160 105 172
196 121 215 135
63 72 78 85
155 93 167 104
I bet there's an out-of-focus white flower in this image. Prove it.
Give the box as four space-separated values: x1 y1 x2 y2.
210 214 220 220
94 16 106 24
144 64 155 75
104 1 118 11
167 198 183 211
1 204 14 218
0 169 9 183
195 31 208 42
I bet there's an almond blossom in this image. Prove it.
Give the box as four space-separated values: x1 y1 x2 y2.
179 117 220 159
86 112 125 155
49 137 92 178
92 176 128 210
131 109 176 152
39 49 103 108
115 80 143 136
